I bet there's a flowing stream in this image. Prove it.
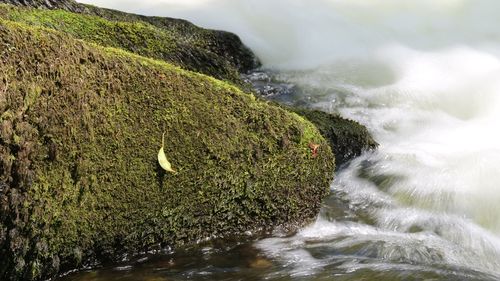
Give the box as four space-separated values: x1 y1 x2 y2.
66 0 500 280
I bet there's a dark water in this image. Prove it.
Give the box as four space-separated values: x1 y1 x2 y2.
58 238 274 281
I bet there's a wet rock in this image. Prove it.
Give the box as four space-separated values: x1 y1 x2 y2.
248 257 273 269
243 71 295 97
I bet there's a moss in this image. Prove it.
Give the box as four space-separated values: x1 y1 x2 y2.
79 3 260 73
0 20 334 280
0 3 252 84
292 108 378 169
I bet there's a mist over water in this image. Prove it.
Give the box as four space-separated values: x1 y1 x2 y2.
80 0 500 278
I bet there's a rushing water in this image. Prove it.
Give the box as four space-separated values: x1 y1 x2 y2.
67 0 500 280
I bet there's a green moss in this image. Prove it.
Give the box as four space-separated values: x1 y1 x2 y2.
79 3 260 73
0 4 243 83
0 19 334 280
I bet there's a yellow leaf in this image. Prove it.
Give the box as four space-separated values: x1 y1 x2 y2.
158 132 176 174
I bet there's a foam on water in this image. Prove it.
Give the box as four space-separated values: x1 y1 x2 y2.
269 43 500 274
79 0 500 277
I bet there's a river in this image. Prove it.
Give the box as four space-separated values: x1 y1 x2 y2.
66 0 500 280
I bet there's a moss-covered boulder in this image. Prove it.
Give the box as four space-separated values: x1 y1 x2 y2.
0 0 259 83
0 19 334 280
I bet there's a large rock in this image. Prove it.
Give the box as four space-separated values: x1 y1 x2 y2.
0 19 333 280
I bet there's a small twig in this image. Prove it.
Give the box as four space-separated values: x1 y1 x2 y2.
0 78 8 96
161 131 165 148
